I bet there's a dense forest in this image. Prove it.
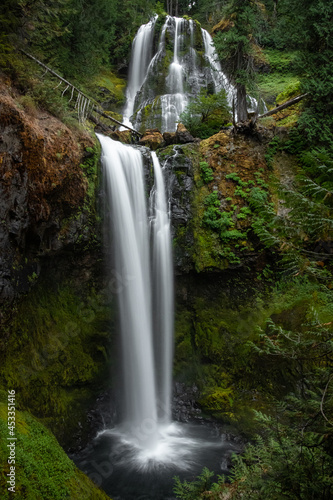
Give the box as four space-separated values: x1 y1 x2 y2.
0 0 333 499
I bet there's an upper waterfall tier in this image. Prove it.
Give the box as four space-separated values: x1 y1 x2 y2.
122 15 234 133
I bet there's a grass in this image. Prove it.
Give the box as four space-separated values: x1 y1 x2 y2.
257 49 299 106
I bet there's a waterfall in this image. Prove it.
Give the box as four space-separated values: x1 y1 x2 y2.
122 16 235 133
120 15 268 131
98 134 173 450
150 153 174 423
201 29 233 106
121 16 157 130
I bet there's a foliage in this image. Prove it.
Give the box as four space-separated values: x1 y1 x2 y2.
0 400 110 499
175 295 333 499
174 467 224 499
180 89 230 139
250 147 333 280
199 161 214 183
271 0 333 149
214 0 264 121
0 0 155 80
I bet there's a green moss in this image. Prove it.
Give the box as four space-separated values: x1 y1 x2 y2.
87 69 126 108
58 139 101 252
276 80 301 105
174 276 333 432
0 283 113 443
257 49 299 105
0 399 111 499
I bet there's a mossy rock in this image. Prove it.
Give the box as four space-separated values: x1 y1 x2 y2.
86 69 126 110
0 282 114 445
173 274 333 432
276 80 301 105
0 396 111 499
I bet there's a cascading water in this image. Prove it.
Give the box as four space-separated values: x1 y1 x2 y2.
123 15 234 133
121 16 157 130
150 152 174 423
201 29 233 105
72 135 241 498
97 133 175 453
98 133 159 448
122 15 267 133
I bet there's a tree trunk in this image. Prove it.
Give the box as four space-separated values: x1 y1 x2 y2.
236 83 248 122
273 0 278 18
258 94 308 119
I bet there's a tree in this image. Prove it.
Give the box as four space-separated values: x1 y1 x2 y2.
180 89 230 139
276 0 333 150
249 143 333 280
214 0 263 122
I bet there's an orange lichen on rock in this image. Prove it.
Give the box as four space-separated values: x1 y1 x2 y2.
0 79 96 301
200 130 268 203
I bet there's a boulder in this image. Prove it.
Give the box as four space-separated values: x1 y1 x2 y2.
175 123 194 144
139 128 164 150
163 131 177 146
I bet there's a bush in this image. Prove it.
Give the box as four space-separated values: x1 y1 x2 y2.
180 89 231 139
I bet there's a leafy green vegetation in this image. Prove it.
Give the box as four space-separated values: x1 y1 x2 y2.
174 309 333 499
180 89 230 139
251 145 333 281
1 1 333 498
0 398 110 499
214 0 264 121
199 161 214 183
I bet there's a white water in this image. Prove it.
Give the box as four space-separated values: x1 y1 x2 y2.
201 29 233 105
162 17 187 132
98 134 158 448
98 134 174 453
121 15 267 132
121 16 157 129
122 16 236 133
150 152 174 423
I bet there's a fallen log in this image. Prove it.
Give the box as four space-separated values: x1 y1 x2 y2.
92 107 142 137
19 49 142 137
258 93 308 119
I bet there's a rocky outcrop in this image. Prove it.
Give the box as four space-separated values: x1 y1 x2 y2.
175 123 195 144
157 128 272 273
0 80 97 303
138 128 164 149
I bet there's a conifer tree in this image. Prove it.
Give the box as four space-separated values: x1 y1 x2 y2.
213 0 263 122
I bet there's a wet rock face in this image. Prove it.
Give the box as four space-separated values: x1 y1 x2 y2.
0 84 94 303
157 144 195 272
156 128 272 274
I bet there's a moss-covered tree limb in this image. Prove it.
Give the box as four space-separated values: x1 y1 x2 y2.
258 93 308 119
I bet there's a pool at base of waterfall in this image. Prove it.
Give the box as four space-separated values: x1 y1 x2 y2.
71 421 242 500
